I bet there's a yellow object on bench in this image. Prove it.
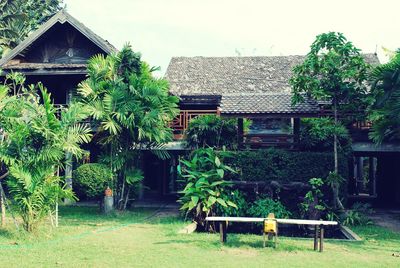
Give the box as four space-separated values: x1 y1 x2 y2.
263 213 278 248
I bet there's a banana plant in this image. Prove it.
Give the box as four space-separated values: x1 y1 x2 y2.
178 148 237 226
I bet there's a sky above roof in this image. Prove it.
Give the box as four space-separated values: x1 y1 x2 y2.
64 0 399 76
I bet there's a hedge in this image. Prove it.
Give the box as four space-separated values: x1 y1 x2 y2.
225 148 349 183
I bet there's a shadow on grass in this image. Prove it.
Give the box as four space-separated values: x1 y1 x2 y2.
59 206 160 226
156 232 311 252
0 228 15 240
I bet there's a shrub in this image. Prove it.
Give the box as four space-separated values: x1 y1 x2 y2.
342 203 373 226
185 115 238 149
248 197 291 219
300 178 326 219
73 163 113 200
225 148 349 183
216 189 248 217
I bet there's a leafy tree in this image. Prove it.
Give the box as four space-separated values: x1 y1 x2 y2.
299 117 351 152
0 0 63 56
178 148 237 227
0 75 91 232
368 52 400 143
290 32 369 209
78 44 179 210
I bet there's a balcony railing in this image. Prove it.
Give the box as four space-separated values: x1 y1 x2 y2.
54 104 67 119
242 133 296 149
171 109 218 132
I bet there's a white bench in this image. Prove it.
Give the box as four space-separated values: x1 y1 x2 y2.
205 216 338 252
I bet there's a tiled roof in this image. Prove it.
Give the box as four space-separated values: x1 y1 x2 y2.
165 54 380 96
220 93 319 115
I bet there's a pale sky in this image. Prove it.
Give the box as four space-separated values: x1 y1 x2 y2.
65 0 399 75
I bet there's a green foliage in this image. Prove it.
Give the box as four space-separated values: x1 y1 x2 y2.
0 0 63 55
290 32 369 210
185 114 238 149
368 52 400 143
78 44 178 209
300 178 326 219
247 197 291 219
225 148 349 183
216 189 248 217
178 148 237 225
299 118 351 152
0 76 91 232
342 202 373 226
73 163 113 200
290 32 369 112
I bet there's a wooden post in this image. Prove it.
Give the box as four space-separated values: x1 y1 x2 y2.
237 118 244 149
55 202 59 228
319 225 324 252
293 118 300 145
220 221 227 243
314 225 319 251
369 157 376 196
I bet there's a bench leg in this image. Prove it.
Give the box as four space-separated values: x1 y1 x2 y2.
220 221 227 244
314 225 319 251
263 232 266 248
319 225 324 252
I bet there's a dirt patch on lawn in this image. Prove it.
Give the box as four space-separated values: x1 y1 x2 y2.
369 209 400 233
222 248 259 257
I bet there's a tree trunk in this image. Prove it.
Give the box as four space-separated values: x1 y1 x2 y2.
64 152 74 204
0 187 5 227
333 101 344 210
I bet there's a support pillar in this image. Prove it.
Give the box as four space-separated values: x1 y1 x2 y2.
293 118 300 145
237 118 244 149
369 157 377 196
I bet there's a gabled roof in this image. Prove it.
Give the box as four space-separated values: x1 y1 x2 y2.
0 9 117 67
165 54 380 96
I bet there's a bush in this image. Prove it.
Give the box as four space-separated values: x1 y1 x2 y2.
248 197 291 219
216 189 248 217
342 203 373 226
73 163 113 200
185 115 238 149
225 148 349 183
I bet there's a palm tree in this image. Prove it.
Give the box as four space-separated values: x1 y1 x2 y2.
0 0 63 56
369 52 400 143
78 44 179 209
0 78 91 232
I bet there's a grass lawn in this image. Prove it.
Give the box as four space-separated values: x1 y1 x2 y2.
0 206 399 268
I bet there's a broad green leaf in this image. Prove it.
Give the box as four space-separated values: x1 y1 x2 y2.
215 156 221 167
191 196 199 206
216 198 227 207
227 201 238 209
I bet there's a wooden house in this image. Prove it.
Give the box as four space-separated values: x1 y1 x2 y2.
1 10 399 207
165 55 400 207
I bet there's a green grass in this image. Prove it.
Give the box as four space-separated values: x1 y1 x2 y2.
0 206 399 267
